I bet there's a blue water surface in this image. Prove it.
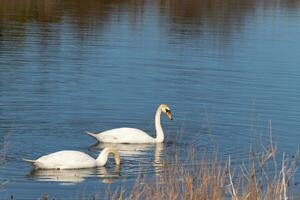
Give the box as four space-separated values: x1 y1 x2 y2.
0 0 300 199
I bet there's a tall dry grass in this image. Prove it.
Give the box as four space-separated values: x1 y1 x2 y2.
107 122 300 200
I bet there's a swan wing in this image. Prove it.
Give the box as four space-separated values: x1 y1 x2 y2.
33 151 96 169
97 128 155 143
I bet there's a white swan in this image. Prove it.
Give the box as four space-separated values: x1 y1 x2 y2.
23 147 120 169
86 104 172 143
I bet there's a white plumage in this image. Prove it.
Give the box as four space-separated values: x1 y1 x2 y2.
87 128 156 143
86 104 172 143
23 147 120 169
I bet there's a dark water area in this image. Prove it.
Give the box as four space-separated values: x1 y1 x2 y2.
1 0 300 198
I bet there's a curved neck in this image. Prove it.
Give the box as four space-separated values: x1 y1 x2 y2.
155 107 164 143
96 148 120 166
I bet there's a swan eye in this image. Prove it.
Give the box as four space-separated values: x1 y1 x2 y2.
166 109 170 113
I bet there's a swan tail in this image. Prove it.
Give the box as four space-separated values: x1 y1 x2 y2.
23 158 43 169
86 131 97 139
23 158 37 165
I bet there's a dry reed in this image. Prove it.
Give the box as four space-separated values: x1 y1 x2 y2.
107 122 300 200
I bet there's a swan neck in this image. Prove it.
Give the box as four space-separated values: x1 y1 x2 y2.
155 107 164 143
96 149 108 166
96 148 120 166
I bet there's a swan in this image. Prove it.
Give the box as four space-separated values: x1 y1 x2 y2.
86 104 172 143
23 147 120 169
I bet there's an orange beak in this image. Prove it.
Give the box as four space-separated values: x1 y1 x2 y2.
166 111 173 120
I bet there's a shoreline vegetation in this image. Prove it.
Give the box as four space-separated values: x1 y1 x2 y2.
107 155 300 199
1 0 299 47
105 123 300 200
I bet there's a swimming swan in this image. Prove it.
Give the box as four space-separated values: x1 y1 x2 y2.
86 104 172 143
23 147 120 169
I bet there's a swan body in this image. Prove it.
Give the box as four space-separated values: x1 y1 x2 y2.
87 128 155 143
23 147 120 169
86 104 172 143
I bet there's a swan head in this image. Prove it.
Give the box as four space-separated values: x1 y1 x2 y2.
160 104 172 120
108 148 121 165
99 148 121 166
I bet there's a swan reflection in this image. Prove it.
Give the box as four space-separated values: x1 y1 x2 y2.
90 142 154 157
153 143 164 175
26 165 120 185
90 142 165 176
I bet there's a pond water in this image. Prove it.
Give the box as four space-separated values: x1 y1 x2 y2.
1 0 300 199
